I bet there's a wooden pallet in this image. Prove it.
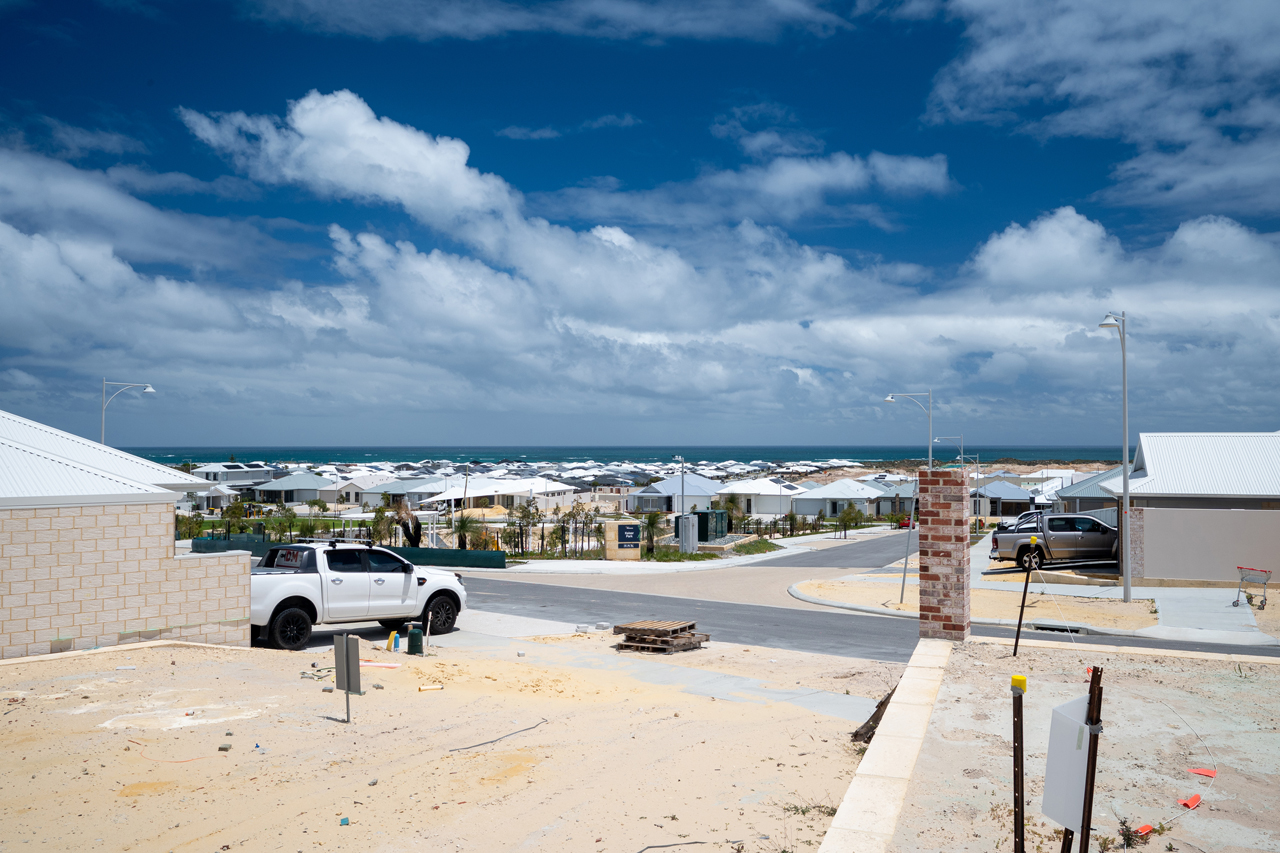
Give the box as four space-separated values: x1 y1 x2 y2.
620 631 709 647
613 620 696 638
617 636 704 654
616 630 708 654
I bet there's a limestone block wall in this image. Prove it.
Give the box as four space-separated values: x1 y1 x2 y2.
0 503 251 659
917 469 971 641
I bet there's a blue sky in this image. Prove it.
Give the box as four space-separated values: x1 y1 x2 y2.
1 0 1277 447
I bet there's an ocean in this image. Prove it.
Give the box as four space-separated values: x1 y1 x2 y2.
120 444 1123 466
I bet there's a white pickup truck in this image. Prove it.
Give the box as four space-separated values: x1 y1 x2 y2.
250 542 468 650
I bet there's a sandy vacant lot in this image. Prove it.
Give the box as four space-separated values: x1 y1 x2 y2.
0 636 883 852
529 631 905 699
797 579 1159 630
892 639 1280 853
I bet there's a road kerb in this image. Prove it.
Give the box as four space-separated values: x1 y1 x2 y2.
818 637 952 853
967 635 1280 665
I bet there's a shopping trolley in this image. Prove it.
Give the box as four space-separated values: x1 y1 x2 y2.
1234 566 1271 610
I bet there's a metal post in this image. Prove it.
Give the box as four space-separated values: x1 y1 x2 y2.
927 389 933 471
101 378 106 443
1120 313 1130 603
1012 675 1026 853
1078 667 1105 853
899 505 913 604
1014 541 1035 656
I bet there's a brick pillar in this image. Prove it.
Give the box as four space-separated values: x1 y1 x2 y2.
917 468 970 641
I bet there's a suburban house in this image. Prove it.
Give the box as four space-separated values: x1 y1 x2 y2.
248 471 335 504
358 477 446 508
1052 466 1126 518
971 481 1032 518
871 481 917 517
194 483 239 512
331 473 398 505
0 409 250 659
792 479 883 518
716 477 808 517
427 476 578 511
193 462 277 484
1097 432 1280 582
625 474 721 515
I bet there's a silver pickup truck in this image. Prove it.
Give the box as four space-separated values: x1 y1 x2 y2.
250 542 468 650
990 513 1118 570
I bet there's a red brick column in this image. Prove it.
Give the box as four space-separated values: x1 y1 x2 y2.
917 468 970 641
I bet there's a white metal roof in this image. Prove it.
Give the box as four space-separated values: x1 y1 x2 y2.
254 471 336 491
1099 431 1280 498
631 474 722 496
0 408 207 492
425 476 575 503
717 477 808 495
791 479 884 501
0 436 173 508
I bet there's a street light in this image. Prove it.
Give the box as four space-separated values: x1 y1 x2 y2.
885 390 933 470
101 379 155 445
1099 311 1132 603
673 455 686 517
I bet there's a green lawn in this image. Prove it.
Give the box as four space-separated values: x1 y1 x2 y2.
643 547 720 562
732 539 782 555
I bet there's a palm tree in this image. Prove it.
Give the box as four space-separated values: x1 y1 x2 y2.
642 512 663 556
452 512 482 551
722 493 744 533
395 504 423 548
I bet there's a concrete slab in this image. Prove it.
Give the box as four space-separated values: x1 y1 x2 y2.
454 609 578 637
1150 586 1259 631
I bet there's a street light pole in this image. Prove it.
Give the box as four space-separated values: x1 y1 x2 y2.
101 379 156 445
885 390 933 470
1099 312 1131 603
674 455 685 517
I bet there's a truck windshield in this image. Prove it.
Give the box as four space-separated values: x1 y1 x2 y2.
254 547 317 572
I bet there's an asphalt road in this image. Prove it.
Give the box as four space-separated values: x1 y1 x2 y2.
749 530 919 568
462 576 922 661
459 576 1280 662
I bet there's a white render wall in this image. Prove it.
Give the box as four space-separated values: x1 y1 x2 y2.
1131 506 1280 582
0 502 250 659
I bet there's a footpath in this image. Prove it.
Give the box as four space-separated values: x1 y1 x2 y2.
790 533 1280 647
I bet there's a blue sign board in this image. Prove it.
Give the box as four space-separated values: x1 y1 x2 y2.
618 524 640 549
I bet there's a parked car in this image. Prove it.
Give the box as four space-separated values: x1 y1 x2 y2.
250 542 467 650
996 510 1042 531
990 514 1118 570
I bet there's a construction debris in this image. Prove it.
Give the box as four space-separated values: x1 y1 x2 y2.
613 620 709 654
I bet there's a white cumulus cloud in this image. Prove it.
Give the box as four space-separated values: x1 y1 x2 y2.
923 0 1280 214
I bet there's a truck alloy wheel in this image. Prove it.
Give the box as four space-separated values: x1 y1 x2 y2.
1018 548 1042 572
425 596 457 635
271 607 313 651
